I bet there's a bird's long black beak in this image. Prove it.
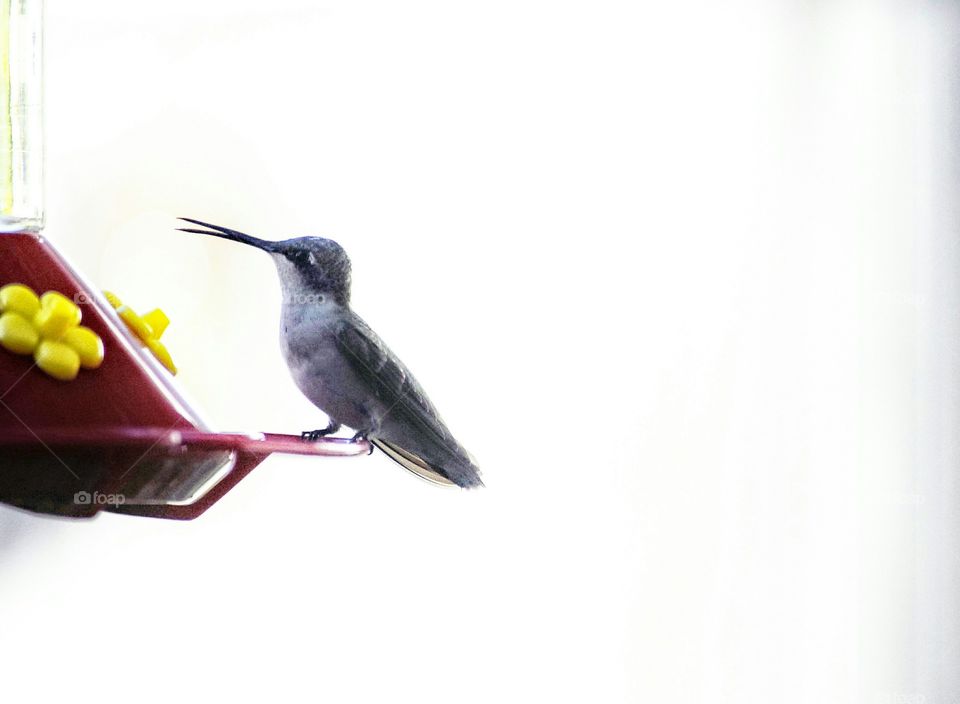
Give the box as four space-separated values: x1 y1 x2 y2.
177 217 280 253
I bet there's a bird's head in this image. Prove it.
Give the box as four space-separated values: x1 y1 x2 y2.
178 218 352 306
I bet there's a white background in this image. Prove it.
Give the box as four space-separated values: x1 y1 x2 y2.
0 1 957 702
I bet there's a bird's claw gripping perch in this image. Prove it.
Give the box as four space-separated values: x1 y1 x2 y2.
301 421 341 442
350 430 374 454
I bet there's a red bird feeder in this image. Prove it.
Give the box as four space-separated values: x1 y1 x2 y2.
0 4 367 520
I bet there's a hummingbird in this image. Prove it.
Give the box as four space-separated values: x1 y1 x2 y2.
177 218 483 488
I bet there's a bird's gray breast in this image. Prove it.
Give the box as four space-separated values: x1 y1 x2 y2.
278 302 375 430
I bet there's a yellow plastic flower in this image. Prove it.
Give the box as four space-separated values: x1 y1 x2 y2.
103 291 176 374
0 283 105 381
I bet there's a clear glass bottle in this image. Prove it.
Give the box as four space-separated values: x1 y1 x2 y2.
0 0 40 232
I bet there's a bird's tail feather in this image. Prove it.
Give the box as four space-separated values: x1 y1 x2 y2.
371 439 482 488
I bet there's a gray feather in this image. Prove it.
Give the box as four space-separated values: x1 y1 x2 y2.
333 314 484 489
370 439 457 487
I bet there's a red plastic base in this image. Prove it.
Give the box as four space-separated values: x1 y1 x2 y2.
0 232 367 519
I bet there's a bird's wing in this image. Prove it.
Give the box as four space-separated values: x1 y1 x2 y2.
332 314 447 437
332 314 481 488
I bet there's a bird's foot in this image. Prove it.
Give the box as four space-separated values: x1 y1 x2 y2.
350 431 375 454
301 421 341 442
